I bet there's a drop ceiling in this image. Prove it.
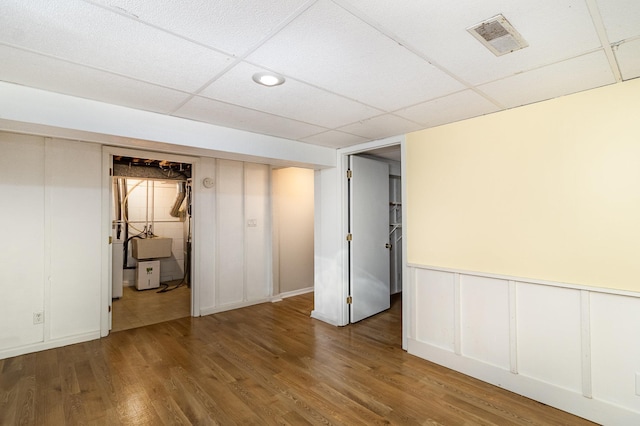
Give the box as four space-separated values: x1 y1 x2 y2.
1 0 638 150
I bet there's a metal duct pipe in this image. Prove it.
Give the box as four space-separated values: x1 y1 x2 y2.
170 181 187 218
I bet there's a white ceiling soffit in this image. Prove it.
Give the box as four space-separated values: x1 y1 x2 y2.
0 0 638 150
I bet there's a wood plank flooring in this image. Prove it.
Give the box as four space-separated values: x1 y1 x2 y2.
112 282 190 332
0 293 596 425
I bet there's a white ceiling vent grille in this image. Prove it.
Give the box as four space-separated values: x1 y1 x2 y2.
467 14 529 56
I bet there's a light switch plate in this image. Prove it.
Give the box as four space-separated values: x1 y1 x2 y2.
636 373 640 396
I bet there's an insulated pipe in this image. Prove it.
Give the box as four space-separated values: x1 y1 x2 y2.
170 182 187 218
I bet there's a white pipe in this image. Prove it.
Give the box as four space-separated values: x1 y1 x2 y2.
122 179 144 234
150 180 155 235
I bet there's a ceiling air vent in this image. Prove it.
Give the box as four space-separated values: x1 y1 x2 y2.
467 14 528 56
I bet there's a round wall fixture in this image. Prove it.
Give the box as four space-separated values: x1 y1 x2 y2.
202 177 215 188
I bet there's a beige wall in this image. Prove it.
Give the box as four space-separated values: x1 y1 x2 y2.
406 78 640 291
273 167 314 294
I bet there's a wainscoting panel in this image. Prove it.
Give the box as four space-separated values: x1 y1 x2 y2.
591 292 640 411
408 264 640 425
516 282 583 393
414 268 455 350
460 274 510 370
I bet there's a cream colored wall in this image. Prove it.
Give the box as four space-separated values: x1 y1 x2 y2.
273 168 314 294
407 78 640 291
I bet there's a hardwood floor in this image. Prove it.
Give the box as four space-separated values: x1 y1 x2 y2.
112 282 190 332
0 293 596 425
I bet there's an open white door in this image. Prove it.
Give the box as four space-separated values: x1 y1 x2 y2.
349 155 390 322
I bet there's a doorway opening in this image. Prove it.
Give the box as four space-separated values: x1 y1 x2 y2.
345 144 403 325
110 155 193 332
272 167 315 299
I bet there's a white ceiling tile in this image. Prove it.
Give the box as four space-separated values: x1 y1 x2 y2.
338 114 423 140
0 46 190 114
174 96 326 141
1 0 636 150
478 51 616 109
615 38 640 81
88 0 311 56
300 131 369 148
247 0 465 112
396 90 500 128
596 0 640 42
0 0 233 92
199 62 383 128
341 0 602 85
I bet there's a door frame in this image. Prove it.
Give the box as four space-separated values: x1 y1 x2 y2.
100 146 201 337
337 135 408 349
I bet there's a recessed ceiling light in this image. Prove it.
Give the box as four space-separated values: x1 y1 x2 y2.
252 72 285 87
467 14 529 56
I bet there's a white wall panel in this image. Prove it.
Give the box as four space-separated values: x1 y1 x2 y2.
0 133 45 350
414 268 455 350
196 157 216 310
516 282 582 392
408 265 640 424
591 293 640 412
216 159 244 305
311 166 344 325
244 163 270 301
460 275 510 369
47 138 102 339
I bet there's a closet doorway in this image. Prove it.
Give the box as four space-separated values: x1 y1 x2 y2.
107 150 195 333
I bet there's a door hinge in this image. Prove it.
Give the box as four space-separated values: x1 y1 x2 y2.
347 296 352 304
346 169 352 179
108 305 112 313
109 167 113 176
346 233 352 241
109 236 113 244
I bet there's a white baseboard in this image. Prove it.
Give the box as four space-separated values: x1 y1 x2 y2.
199 298 272 316
273 286 313 301
408 339 640 425
310 310 341 326
0 331 101 360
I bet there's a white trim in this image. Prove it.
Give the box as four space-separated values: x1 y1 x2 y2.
0 332 101 360
508 280 518 374
407 263 640 299
453 273 461 355
101 146 200 337
336 135 406 327
200 298 271 316
581 290 593 398
408 339 640 426
273 286 314 301
214 160 221 308
400 138 409 350
100 149 112 336
242 163 248 303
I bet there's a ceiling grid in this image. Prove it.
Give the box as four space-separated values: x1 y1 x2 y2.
0 0 638 148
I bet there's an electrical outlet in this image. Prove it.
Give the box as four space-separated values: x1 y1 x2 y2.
247 219 257 227
33 311 44 324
